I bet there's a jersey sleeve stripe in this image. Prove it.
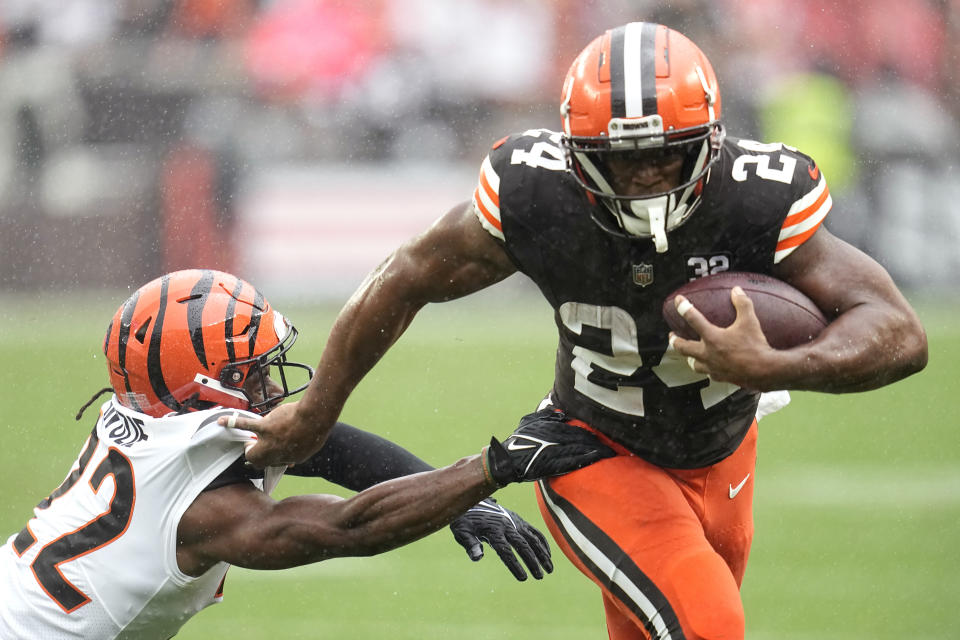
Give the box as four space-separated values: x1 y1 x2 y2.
778 220 820 250
774 224 820 262
773 177 831 263
775 209 827 261
781 178 830 228
778 189 831 244
473 189 503 232
774 195 831 263
479 160 500 208
472 155 505 240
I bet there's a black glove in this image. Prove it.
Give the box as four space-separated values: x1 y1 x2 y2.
449 497 553 581
483 408 616 487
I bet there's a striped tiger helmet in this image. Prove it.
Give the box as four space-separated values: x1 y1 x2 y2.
103 269 313 418
560 22 725 253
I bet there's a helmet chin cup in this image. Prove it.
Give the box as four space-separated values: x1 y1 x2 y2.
616 198 670 253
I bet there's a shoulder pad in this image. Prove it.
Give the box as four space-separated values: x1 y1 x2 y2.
722 138 831 263
472 130 568 242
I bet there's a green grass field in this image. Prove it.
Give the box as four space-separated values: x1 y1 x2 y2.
1 291 957 639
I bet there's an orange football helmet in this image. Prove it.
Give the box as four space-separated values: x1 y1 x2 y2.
560 22 724 252
103 269 312 418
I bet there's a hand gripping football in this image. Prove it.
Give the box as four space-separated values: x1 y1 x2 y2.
662 271 828 349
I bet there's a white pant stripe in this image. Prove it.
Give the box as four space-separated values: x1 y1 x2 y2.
538 480 674 639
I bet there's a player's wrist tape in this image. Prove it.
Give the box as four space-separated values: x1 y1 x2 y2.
480 445 496 486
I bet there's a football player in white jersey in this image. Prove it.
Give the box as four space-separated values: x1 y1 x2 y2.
224 23 928 639
0 269 613 640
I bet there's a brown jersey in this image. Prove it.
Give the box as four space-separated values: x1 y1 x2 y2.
472 129 830 468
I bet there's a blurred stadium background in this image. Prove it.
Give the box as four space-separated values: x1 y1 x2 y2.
1 1 958 638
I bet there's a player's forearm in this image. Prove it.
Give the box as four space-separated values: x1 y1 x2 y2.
757 304 927 393
297 258 427 451
761 227 928 393
315 455 494 558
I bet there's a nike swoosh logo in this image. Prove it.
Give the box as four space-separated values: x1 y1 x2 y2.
728 474 751 499
506 440 538 451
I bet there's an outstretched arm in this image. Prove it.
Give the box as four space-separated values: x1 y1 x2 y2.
178 455 492 576
288 421 554 581
223 201 517 467
669 227 927 392
177 411 614 577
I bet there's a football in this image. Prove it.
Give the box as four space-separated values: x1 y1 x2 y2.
661 271 828 349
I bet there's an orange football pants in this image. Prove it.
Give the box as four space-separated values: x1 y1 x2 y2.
536 420 758 640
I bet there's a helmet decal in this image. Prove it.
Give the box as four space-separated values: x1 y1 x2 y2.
102 269 313 418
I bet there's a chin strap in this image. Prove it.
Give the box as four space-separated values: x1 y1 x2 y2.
623 199 670 253
647 205 668 253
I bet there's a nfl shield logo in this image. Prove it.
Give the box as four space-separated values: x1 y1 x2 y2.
632 263 654 287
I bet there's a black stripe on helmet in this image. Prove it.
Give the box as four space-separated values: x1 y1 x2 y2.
245 287 267 358
148 274 179 412
640 22 659 117
224 276 244 362
187 270 215 368
103 319 113 355
116 290 142 412
609 25 626 118
539 479 685 639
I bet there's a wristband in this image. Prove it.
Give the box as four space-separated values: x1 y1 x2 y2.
480 445 498 486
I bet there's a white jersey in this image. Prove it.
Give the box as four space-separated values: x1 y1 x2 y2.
0 397 285 640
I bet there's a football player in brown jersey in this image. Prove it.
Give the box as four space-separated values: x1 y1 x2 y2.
225 23 927 639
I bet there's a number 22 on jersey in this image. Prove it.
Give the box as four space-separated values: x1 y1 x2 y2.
12 431 135 613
